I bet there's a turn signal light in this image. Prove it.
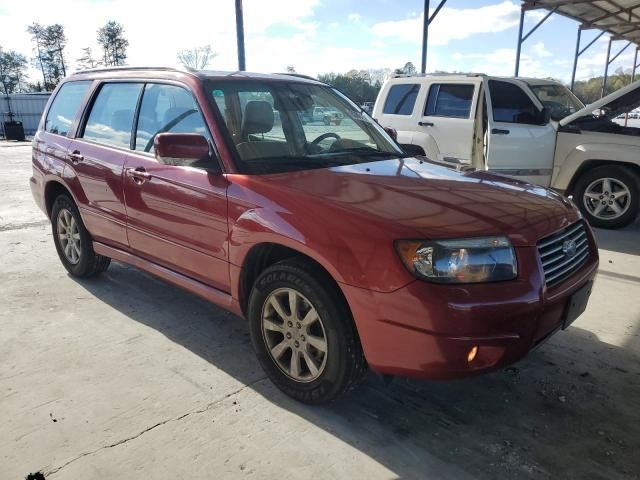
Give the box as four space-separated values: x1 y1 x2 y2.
467 346 479 363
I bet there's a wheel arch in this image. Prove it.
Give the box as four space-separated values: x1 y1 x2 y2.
237 242 352 320
565 159 640 196
44 179 74 218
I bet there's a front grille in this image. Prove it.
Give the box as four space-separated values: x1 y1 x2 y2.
537 221 590 288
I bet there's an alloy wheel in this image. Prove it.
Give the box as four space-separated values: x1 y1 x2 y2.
57 208 81 264
261 287 328 383
583 177 631 220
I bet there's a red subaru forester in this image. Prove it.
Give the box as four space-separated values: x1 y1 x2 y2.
31 68 598 403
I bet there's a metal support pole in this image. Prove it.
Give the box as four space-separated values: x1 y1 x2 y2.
570 26 582 92
421 0 429 74
601 37 613 98
235 0 246 71
515 7 525 76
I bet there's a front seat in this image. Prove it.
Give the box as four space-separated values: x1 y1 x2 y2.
236 101 291 160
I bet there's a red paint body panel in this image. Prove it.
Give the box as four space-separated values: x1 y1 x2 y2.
30 69 600 380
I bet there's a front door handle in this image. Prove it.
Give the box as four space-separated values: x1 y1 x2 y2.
68 150 84 163
491 128 510 135
418 121 434 127
125 167 151 184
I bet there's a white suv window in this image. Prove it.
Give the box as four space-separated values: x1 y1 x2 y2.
424 84 475 118
382 84 420 115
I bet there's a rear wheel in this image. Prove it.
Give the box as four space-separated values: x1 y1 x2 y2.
574 165 639 229
248 259 367 404
51 194 111 277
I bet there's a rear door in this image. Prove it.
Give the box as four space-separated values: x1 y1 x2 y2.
122 82 230 291
485 78 556 186
419 81 478 163
66 81 143 247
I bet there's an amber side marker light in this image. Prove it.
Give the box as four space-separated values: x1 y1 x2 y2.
467 346 479 363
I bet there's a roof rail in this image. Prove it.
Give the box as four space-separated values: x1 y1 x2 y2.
272 72 319 82
390 72 486 79
72 66 184 75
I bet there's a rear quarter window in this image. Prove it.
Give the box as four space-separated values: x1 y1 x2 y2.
45 81 91 136
382 83 420 115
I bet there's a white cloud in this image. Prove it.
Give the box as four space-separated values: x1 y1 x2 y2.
530 42 552 58
347 13 361 23
371 1 524 46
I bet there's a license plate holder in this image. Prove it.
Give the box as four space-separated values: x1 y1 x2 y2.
562 281 593 329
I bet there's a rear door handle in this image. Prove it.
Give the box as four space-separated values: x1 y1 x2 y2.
68 151 84 163
418 121 434 127
125 167 151 184
491 128 510 135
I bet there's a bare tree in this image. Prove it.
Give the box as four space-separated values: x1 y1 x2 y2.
286 65 296 73
97 21 129 66
177 45 217 70
76 47 100 70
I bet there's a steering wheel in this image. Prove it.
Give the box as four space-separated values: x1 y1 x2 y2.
310 132 341 146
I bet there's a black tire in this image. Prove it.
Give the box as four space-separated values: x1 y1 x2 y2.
573 165 639 229
248 259 367 404
51 194 111 277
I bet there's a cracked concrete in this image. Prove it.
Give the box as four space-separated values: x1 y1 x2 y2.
1 143 639 479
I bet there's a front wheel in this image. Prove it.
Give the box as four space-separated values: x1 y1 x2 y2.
247 259 367 404
573 165 639 229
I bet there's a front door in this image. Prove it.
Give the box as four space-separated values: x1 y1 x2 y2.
485 78 556 186
122 83 230 291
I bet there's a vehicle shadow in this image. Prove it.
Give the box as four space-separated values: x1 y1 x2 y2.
73 262 640 479
592 217 640 256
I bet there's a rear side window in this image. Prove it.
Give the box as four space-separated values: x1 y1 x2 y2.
383 84 420 115
45 81 91 136
135 83 209 152
489 80 538 124
83 83 143 148
424 84 474 118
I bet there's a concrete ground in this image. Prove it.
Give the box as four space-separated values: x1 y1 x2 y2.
1 142 639 480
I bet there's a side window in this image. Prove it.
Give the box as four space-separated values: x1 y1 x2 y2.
382 84 420 115
424 83 474 118
489 80 539 124
135 83 209 152
83 83 143 148
45 81 91 136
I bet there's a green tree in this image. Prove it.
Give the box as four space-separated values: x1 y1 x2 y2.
26 22 67 90
0 47 28 94
97 21 129 66
27 22 48 88
573 67 634 104
318 70 381 104
76 47 100 70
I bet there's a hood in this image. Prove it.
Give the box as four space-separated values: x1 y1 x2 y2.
559 78 640 126
253 158 580 246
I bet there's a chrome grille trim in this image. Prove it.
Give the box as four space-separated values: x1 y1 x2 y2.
537 221 590 288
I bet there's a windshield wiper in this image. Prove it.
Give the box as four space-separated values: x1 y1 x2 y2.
330 147 406 159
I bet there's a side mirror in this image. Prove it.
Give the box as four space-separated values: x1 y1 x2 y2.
383 126 398 141
536 107 550 125
154 133 213 167
399 143 426 156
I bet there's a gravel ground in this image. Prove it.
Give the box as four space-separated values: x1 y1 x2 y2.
1 142 639 480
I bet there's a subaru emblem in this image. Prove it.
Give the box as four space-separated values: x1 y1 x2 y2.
562 239 578 258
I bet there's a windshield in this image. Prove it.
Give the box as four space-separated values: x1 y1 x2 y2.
529 84 584 121
207 80 403 173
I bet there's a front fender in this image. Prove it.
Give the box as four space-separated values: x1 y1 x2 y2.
553 142 640 190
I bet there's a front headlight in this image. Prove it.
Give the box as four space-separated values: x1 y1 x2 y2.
395 237 517 283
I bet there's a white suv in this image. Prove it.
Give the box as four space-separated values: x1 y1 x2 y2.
373 73 640 229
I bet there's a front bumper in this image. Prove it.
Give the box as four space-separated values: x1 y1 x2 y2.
340 236 599 379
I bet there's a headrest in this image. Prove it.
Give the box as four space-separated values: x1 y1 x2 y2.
242 101 274 136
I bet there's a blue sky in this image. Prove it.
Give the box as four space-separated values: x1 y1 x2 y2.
0 0 636 84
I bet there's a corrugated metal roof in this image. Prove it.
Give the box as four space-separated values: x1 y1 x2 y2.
524 0 640 45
